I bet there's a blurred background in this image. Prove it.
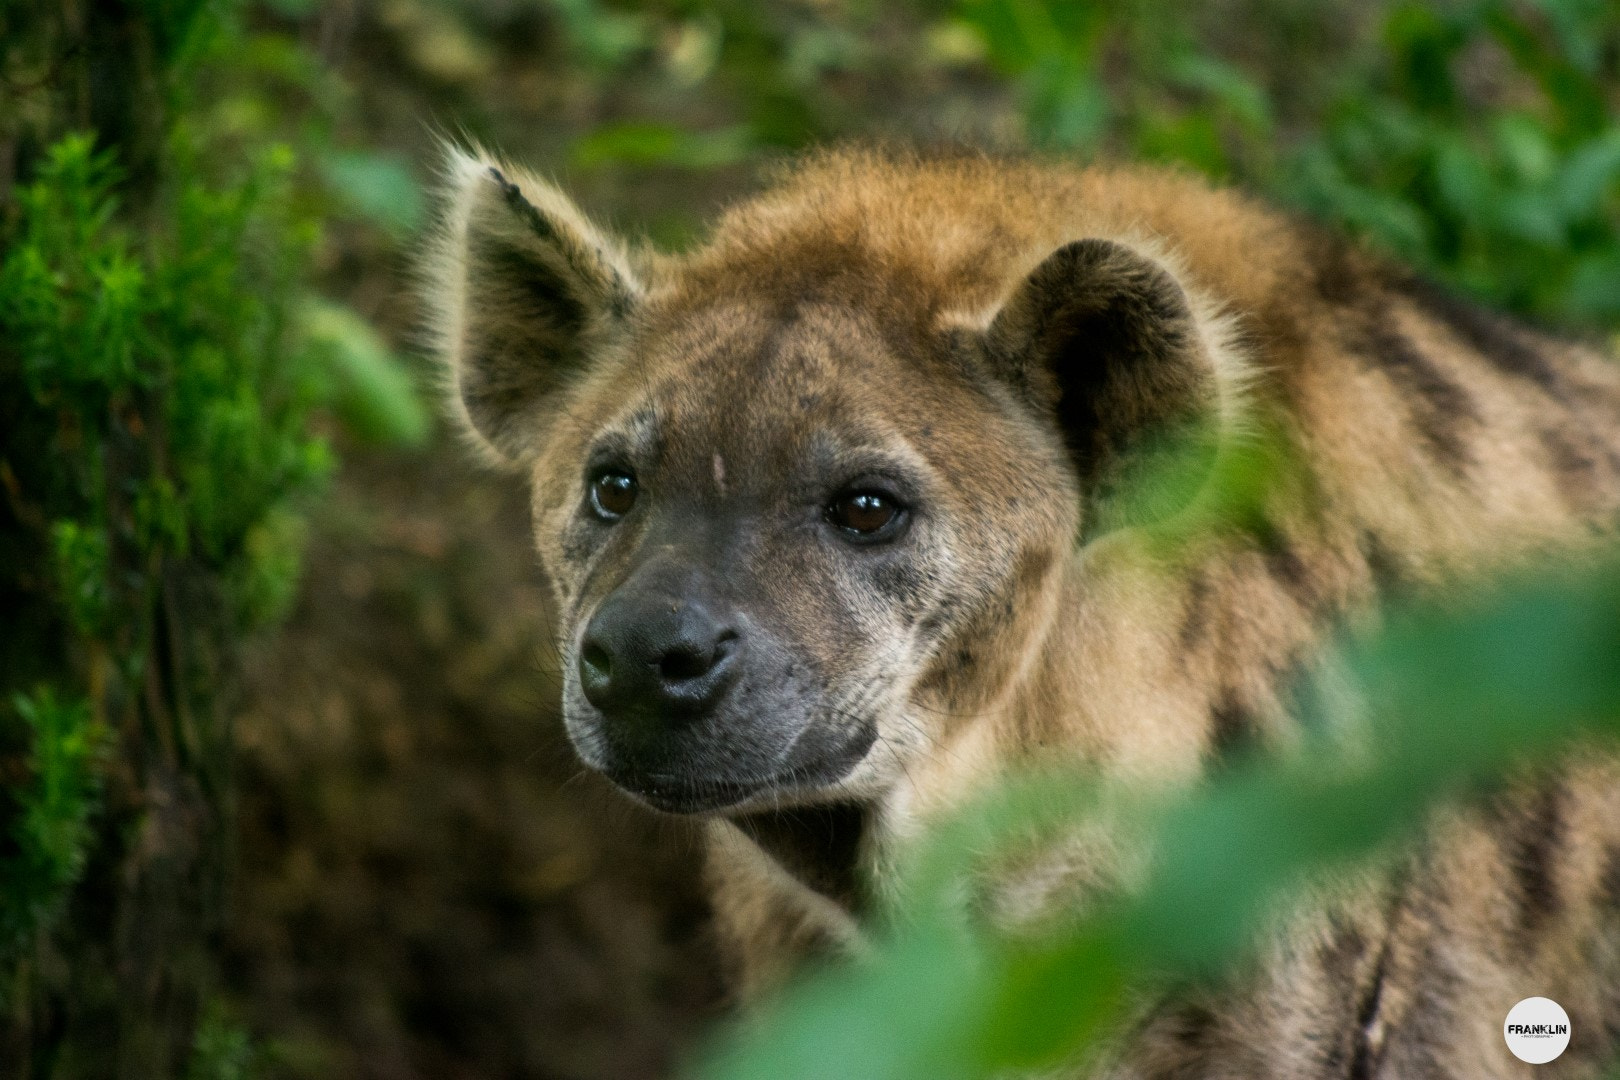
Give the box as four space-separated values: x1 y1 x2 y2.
1 1 1617 1078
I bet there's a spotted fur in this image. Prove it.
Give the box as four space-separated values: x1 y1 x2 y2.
423 143 1620 1077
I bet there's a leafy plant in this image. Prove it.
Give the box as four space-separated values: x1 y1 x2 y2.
545 0 1617 330
1288 0 1620 324
0 690 106 958
0 0 427 1072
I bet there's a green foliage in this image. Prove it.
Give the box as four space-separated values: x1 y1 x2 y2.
949 0 1620 327
0 690 106 957
187 1001 260 1080
538 0 1617 330
318 150 427 239
954 0 1274 173
300 299 432 448
0 0 427 1068
1290 0 1620 323
1 128 330 626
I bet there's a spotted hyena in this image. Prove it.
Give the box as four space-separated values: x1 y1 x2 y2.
424 144 1620 1078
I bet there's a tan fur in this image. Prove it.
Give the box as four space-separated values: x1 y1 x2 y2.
424 142 1620 1076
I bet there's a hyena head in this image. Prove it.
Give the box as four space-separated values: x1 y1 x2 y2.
426 149 1232 814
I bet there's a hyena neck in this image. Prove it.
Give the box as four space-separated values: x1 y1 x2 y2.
729 802 870 913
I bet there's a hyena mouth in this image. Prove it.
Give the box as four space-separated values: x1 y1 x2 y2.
601 770 767 815
594 718 880 815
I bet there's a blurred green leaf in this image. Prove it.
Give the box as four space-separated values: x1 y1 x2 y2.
318 150 425 238
1555 129 1620 217
299 298 430 447
1167 53 1272 134
571 122 754 170
0 690 107 954
1566 250 1620 322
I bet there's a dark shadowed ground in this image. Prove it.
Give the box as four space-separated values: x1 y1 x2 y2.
227 446 722 1079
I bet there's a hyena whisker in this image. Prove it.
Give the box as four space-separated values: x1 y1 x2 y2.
556 767 593 794
874 732 920 793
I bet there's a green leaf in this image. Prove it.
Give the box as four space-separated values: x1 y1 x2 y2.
571 122 754 170
1555 130 1620 219
1492 113 1557 187
318 150 424 238
1167 53 1273 134
299 299 430 447
1566 250 1620 322
1495 191 1567 246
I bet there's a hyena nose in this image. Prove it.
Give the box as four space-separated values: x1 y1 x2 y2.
578 593 742 720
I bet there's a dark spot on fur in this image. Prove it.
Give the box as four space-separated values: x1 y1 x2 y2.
1359 529 1404 595
558 523 596 565
1541 427 1606 511
1179 572 1213 653
1508 781 1564 938
1372 913 1466 1080
488 166 634 317
1209 694 1260 763
489 167 561 247
1255 519 1318 611
604 283 632 320
871 562 925 610
1165 1001 1220 1050
913 595 959 647
915 609 949 644
1318 913 1367 983
1602 845 1620 910
1355 315 1477 476
1349 942 1388 1080
1302 225 1370 307
1401 276 1565 397
1305 914 1373 1076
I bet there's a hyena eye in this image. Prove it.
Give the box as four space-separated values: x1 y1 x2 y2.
826 490 905 541
588 471 638 521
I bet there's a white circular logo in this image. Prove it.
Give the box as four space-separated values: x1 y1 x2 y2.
1504 997 1570 1064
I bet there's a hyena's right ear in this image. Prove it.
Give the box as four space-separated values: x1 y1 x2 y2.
424 149 643 463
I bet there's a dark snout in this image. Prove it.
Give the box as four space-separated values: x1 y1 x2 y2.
569 568 782 812
579 589 742 724
566 565 875 814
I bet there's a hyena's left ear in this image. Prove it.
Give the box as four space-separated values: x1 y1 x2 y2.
983 238 1241 536
425 149 643 463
